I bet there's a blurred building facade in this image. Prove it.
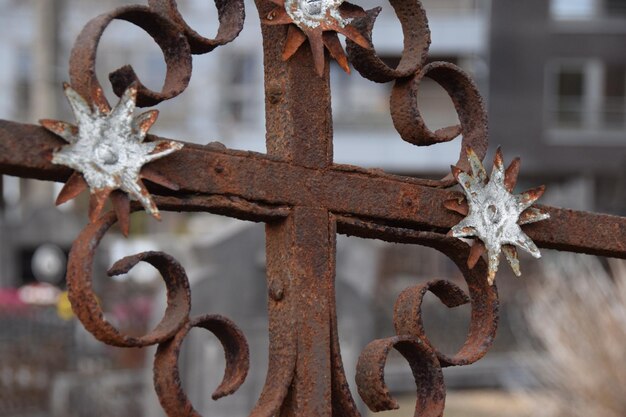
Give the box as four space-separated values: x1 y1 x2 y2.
490 0 626 214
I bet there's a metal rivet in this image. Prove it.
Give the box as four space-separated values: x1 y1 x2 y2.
269 281 284 301
267 83 282 104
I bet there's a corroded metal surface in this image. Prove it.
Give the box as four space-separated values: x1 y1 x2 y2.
154 314 250 416
0 0 625 416
67 211 192 347
346 0 430 82
356 336 445 416
390 62 488 185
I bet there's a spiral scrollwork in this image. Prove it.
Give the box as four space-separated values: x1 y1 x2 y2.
390 62 488 186
346 217 499 416
345 0 488 186
69 0 245 109
67 212 255 416
148 0 245 54
67 211 192 347
66 209 253 416
345 0 431 83
356 336 445 416
154 314 250 416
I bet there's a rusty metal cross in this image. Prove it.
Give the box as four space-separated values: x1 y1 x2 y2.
1 1 625 416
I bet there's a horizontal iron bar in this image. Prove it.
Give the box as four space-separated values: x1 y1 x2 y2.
1 120 625 259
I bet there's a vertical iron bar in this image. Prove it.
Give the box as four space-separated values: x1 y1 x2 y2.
267 208 335 417
258 8 336 414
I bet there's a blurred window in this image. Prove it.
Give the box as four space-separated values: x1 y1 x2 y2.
331 56 461 131
331 59 393 130
546 61 626 132
15 49 32 119
551 0 598 20
604 64 626 128
144 52 167 92
555 65 585 128
419 0 481 13
551 0 626 19
220 52 259 125
605 0 626 16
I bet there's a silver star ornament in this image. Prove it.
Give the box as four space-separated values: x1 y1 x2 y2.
40 84 183 236
445 147 550 285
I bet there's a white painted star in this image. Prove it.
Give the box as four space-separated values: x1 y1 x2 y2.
262 0 369 76
284 0 350 29
446 147 550 285
40 84 183 235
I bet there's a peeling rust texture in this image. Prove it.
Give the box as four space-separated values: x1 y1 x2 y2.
0 0 625 417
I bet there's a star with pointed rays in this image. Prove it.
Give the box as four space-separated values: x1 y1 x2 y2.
445 147 550 285
40 84 183 236
262 0 371 76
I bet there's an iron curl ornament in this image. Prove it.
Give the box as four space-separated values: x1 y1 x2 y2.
0 0 622 416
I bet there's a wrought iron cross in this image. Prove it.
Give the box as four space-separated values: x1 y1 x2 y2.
1 1 625 416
